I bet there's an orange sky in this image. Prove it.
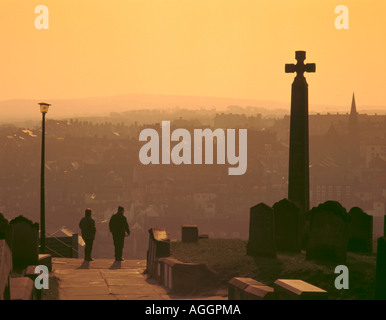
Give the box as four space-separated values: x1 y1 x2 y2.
0 0 385 111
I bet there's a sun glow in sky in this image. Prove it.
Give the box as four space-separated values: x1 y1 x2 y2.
0 0 385 110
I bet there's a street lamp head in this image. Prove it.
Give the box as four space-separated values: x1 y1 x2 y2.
38 102 51 114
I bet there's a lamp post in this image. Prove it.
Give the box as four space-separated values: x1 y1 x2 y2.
39 102 51 253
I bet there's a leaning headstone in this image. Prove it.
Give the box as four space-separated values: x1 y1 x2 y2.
348 207 373 253
9 216 39 270
273 199 301 253
274 279 327 300
181 225 199 243
306 201 350 263
375 237 386 300
247 203 276 258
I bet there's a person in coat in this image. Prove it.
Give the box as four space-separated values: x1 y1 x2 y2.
109 206 130 261
79 208 96 261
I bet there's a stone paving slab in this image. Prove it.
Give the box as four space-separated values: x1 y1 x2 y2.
52 258 227 300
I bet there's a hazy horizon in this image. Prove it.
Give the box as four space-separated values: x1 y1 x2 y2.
1 92 385 124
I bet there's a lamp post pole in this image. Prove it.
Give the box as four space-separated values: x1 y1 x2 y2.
39 102 51 254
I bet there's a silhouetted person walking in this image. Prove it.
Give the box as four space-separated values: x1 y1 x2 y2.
109 206 130 261
79 208 96 261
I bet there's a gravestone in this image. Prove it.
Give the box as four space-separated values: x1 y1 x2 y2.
273 199 301 253
158 257 217 294
181 225 199 243
348 207 373 253
300 209 313 251
244 284 275 300
228 277 264 300
306 201 350 263
384 215 386 237
0 213 12 248
247 203 276 258
9 216 39 269
375 237 386 300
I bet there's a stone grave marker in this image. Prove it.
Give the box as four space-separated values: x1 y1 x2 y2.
9 216 39 269
244 284 276 300
181 224 199 242
375 237 386 300
247 203 276 258
306 201 350 263
0 213 12 248
228 277 264 300
274 279 327 300
273 198 301 253
348 207 373 253
384 215 386 237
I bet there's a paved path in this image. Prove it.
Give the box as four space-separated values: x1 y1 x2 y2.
52 258 227 300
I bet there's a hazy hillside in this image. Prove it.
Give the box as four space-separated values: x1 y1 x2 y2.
0 94 384 123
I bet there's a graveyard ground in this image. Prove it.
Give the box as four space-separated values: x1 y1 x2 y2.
170 239 377 300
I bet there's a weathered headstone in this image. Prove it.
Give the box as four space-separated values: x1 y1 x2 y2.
306 201 350 263
9 216 39 269
181 224 198 243
0 213 12 248
384 215 386 237
348 207 373 253
247 203 276 258
273 198 301 253
375 237 386 300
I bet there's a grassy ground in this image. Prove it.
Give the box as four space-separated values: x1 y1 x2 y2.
170 239 377 300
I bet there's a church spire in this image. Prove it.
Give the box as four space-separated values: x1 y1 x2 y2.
348 92 360 167
350 93 357 116
349 93 358 131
